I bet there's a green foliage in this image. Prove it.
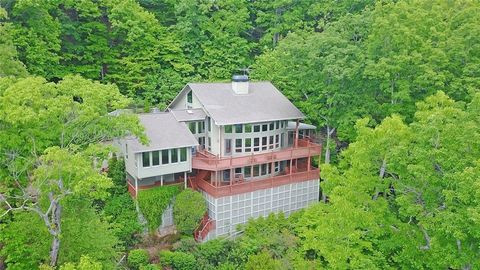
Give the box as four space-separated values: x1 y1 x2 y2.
0 212 51 270
159 250 197 270
245 251 281 270
0 199 119 269
107 156 127 194
128 249 150 270
0 7 27 77
137 185 180 231
173 189 207 235
103 192 142 247
139 264 161 270
59 256 102 270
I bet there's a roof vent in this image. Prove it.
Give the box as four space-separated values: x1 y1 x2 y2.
232 74 249 95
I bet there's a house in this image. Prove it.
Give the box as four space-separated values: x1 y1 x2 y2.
119 75 322 241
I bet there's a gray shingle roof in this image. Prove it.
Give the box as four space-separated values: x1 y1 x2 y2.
170 108 206 122
170 81 304 125
127 112 198 153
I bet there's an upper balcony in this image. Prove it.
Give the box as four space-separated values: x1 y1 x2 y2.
192 139 322 171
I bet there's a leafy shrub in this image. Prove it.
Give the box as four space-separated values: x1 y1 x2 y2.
128 249 150 270
59 255 102 270
138 185 180 231
173 189 206 235
107 156 127 195
139 264 160 270
245 251 281 270
103 193 142 247
159 250 197 270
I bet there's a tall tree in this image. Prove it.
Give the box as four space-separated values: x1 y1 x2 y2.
0 75 144 267
0 7 27 77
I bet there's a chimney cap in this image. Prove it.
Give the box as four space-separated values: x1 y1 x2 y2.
232 74 249 82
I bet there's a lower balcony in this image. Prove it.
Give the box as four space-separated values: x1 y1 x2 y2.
191 166 320 198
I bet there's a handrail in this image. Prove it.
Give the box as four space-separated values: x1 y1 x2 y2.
195 168 320 198
192 139 322 171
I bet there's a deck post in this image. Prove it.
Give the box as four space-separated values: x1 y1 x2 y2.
230 168 233 186
161 175 164 186
135 177 138 198
294 119 299 148
184 171 187 189
307 147 311 171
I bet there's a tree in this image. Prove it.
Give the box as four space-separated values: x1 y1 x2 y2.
173 189 207 235
0 75 144 267
0 7 27 77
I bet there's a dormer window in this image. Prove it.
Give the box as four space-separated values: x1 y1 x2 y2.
187 91 193 104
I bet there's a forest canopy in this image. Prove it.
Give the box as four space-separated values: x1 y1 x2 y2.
1 0 479 269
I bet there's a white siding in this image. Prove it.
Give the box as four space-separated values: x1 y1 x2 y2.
137 149 192 179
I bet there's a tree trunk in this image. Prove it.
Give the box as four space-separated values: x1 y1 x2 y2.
324 126 335 164
49 201 62 267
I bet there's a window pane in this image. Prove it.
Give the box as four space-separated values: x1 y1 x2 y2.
276 121 279 129
235 124 242 133
269 122 274 130
225 125 232 133
225 139 232 154
207 117 211 132
162 150 169 164
171 149 178 163
198 122 205 133
235 139 242 153
262 137 267 150
244 167 251 178
245 138 251 147
245 124 252 133
142 152 150 167
254 125 260 132
189 122 196 134
261 164 267 175
253 165 260 177
269 135 274 149
262 124 268 131
152 151 160 166
187 91 193 103
180 148 187 162
235 168 242 174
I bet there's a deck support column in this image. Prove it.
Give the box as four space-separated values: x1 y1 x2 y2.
184 171 187 189
230 168 233 186
294 119 299 148
135 177 138 198
161 175 164 186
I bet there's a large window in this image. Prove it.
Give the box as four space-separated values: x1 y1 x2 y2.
142 152 150 167
245 138 251 152
235 139 242 153
262 124 268 132
262 136 267 150
152 151 160 166
225 139 232 155
244 166 251 178
245 124 252 133
254 125 260 132
198 122 205 133
269 122 274 130
171 148 178 163
180 148 187 162
225 125 232 133
253 138 260 152
162 150 169 164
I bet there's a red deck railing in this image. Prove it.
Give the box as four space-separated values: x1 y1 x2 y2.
192 139 322 171
193 168 320 198
194 213 216 241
